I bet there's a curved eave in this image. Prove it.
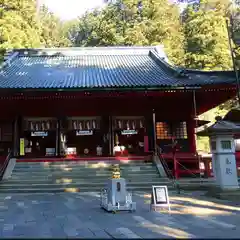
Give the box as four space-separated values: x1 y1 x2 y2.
197 129 240 137
0 85 204 92
184 68 236 77
0 82 237 92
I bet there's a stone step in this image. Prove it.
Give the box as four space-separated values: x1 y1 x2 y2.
13 166 156 173
15 160 152 166
15 161 153 165
15 162 155 169
13 166 154 172
15 167 150 172
3 159 170 194
0 186 173 194
0 181 168 189
12 170 160 178
9 177 161 186
5 177 167 184
0 184 174 194
8 174 164 181
11 173 158 179
10 173 161 181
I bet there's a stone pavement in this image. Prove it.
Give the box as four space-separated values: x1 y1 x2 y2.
0 190 240 238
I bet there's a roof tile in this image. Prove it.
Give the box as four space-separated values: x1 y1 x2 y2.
0 47 236 90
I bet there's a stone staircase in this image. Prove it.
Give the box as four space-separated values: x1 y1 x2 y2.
0 160 173 193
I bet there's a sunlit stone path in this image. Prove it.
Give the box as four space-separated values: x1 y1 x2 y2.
0 190 239 238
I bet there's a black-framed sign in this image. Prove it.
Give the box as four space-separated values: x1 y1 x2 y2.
151 186 170 211
31 131 48 137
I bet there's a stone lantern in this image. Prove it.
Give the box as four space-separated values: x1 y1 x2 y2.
100 164 136 212
198 119 239 191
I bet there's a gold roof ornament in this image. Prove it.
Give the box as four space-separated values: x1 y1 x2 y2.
111 164 121 179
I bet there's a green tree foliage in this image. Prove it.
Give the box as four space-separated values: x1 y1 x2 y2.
183 0 232 70
197 103 230 153
0 0 41 59
38 5 71 47
68 0 185 65
0 1 71 61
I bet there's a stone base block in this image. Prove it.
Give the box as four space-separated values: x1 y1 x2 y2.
101 202 136 212
205 186 240 202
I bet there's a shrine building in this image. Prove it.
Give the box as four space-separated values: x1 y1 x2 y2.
0 46 237 178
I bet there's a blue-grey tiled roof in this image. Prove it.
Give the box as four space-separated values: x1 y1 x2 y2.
0 46 236 90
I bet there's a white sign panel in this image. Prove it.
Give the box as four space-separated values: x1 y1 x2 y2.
66 147 77 155
31 131 48 137
151 186 170 211
121 130 138 135
76 130 93 136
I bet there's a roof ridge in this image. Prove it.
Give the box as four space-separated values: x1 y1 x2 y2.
18 46 155 50
15 47 155 57
12 46 155 54
0 51 19 71
149 50 188 78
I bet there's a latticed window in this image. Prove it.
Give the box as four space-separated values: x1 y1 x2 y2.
156 121 188 140
221 140 231 150
68 117 100 130
24 118 56 131
156 122 171 140
173 122 188 139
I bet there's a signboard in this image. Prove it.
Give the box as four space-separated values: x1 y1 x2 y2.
151 186 170 211
46 148 55 156
76 130 93 136
20 138 25 156
31 131 48 137
121 130 138 135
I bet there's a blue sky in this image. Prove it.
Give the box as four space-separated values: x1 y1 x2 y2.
40 0 104 20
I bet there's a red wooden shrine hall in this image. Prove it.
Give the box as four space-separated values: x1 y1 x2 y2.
0 46 237 178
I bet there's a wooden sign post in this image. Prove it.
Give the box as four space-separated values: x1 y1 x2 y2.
151 185 170 212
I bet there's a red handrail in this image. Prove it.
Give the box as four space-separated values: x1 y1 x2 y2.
156 146 174 180
0 150 13 180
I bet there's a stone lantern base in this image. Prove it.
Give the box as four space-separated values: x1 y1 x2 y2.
100 178 136 212
205 186 240 202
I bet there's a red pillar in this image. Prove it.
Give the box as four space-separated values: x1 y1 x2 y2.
206 159 212 178
188 119 197 153
144 135 149 153
171 137 180 179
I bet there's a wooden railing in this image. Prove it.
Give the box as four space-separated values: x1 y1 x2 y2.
156 146 174 180
0 150 13 181
155 146 182 192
